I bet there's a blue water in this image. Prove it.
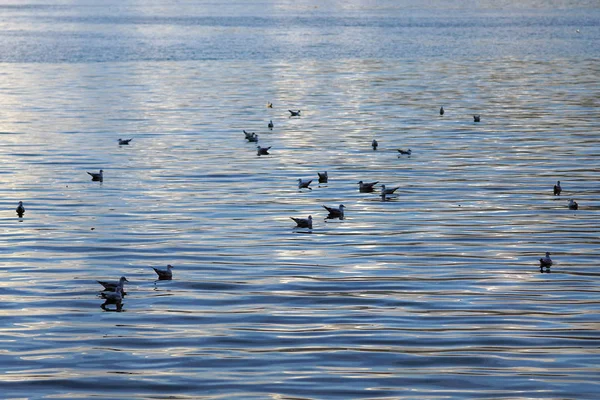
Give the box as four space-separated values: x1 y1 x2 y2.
1 1 599 399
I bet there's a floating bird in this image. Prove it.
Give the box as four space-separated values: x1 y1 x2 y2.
298 178 313 190
268 120 274 129
397 149 412 156
267 102 273 108
473 115 481 122
152 264 173 280
576 29 580 34
98 276 128 292
372 139 378 150
553 181 562 196
358 180 378 193
539 252 553 269
568 199 578 210
247 133 259 142
16 201 25 217
118 138 132 145
323 204 345 220
289 110 301 116
291 215 312 229
381 184 400 196
87 170 103 181
318 171 328 183
440 106 444 116
243 130 256 140
257 145 271 156
101 286 123 311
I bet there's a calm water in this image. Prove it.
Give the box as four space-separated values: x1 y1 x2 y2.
1 1 600 399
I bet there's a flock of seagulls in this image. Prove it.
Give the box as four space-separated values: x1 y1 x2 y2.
96 265 173 311
12 104 584 311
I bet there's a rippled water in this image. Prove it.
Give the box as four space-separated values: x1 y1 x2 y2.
1 1 600 399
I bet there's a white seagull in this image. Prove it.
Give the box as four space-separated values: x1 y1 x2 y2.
16 201 25 217
539 252 552 269
152 264 174 280
298 178 313 190
87 170 103 181
553 181 562 196
317 171 328 183
257 145 271 156
568 199 578 210
358 180 378 193
101 286 124 311
291 215 312 229
323 204 345 220
97 276 128 291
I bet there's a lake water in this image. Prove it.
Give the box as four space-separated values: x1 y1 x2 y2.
1 1 599 399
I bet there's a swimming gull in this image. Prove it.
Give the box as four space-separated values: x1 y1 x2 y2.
247 133 259 142
268 120 274 129
568 199 578 210
358 180 378 193
539 252 553 269
152 264 174 280
553 181 562 196
473 115 481 122
297 178 313 190
318 171 328 183
87 170 103 181
291 215 313 229
257 145 271 156
101 286 124 311
16 201 25 217
267 102 273 108
323 204 345 220
381 184 400 198
372 139 378 150
98 276 128 291
118 138 133 145
397 149 412 156
440 106 444 116
289 110 301 116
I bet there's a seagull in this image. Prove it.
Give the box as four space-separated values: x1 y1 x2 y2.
247 133 259 142
289 110 301 116
87 169 103 181
317 171 328 183
298 178 313 190
267 102 273 108
568 199 578 210
372 139 378 150
243 130 256 140
539 252 553 269
268 120 274 129
97 276 128 291
101 286 124 311
257 145 271 156
152 264 174 280
118 138 132 145
473 115 481 122
381 184 400 196
440 106 444 116
358 180 378 193
16 201 25 217
323 204 345 220
553 181 562 196
291 215 312 229
397 149 412 156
